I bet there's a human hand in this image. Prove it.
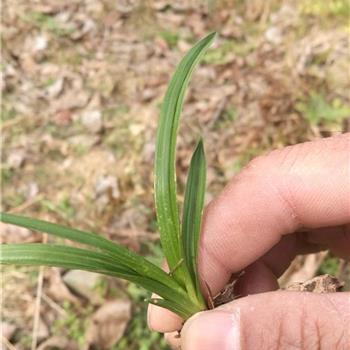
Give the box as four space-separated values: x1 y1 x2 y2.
148 133 350 349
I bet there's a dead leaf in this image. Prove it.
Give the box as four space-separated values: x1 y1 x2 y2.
279 252 328 287
84 299 131 350
63 270 103 305
286 274 344 293
53 109 72 126
37 336 79 350
46 268 81 306
7 148 27 169
245 0 265 21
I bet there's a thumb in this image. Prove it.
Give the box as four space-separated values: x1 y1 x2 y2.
181 291 350 350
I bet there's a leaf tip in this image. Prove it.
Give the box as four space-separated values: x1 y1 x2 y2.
194 138 205 156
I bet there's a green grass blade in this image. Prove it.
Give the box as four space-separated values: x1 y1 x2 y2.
149 298 194 320
181 140 206 294
155 32 216 276
1 243 198 317
0 213 180 292
1 243 138 276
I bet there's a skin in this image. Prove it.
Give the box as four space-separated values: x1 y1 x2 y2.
148 133 350 349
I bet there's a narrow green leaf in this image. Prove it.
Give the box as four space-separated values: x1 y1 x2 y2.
0 243 192 310
155 32 216 277
1 243 137 276
182 139 206 294
149 298 193 320
0 213 180 292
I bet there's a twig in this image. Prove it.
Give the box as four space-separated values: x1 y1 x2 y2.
260 0 271 25
203 281 215 309
207 97 228 130
31 234 47 350
8 195 43 214
1 336 18 350
41 293 66 317
336 259 349 280
1 116 26 130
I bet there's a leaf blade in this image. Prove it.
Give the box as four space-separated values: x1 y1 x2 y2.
181 139 206 294
149 298 192 320
0 212 180 291
1 243 136 276
0 243 191 310
155 32 216 276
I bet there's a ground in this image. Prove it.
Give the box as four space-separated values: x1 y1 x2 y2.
1 0 350 349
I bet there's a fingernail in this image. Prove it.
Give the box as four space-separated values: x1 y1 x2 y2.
181 310 241 350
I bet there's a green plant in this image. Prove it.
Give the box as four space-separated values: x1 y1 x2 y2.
317 254 340 276
159 30 180 49
295 92 350 125
22 11 74 37
0 32 216 320
52 301 93 346
299 0 350 21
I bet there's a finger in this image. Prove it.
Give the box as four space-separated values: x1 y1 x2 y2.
199 133 350 295
181 291 350 350
164 331 181 349
306 224 350 260
147 260 280 333
234 226 345 281
242 226 344 283
233 261 279 296
147 259 184 331
147 295 183 332
147 231 324 333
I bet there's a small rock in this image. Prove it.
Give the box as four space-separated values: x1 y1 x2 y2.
142 141 155 162
68 134 99 149
85 299 131 349
129 123 144 136
33 35 48 52
95 175 120 200
7 149 26 168
141 88 157 101
47 78 64 98
81 110 102 133
0 222 33 243
265 26 283 45
63 270 102 305
26 182 39 199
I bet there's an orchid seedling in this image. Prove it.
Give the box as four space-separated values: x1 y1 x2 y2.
0 32 216 320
